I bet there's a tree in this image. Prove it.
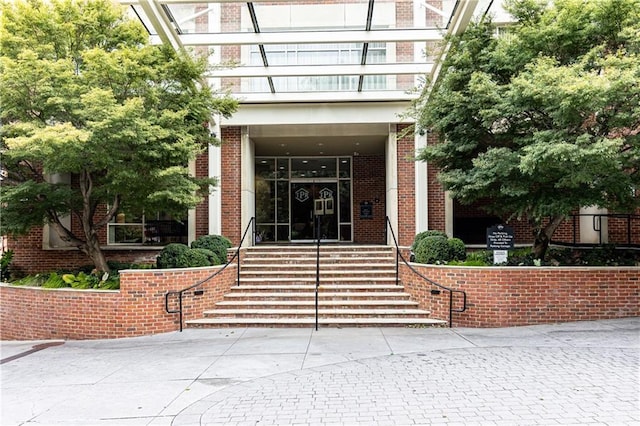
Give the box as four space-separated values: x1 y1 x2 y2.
411 0 640 259
0 0 237 272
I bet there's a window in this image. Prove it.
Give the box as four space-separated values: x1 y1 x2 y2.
249 41 387 92
108 211 188 246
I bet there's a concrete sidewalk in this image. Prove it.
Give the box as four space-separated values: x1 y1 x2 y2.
1 318 639 425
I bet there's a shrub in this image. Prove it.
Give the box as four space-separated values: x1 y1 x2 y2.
411 230 447 251
448 238 467 261
465 250 492 265
43 272 68 288
1 250 14 281
157 243 220 268
191 235 232 264
186 248 216 267
157 243 191 268
414 236 452 264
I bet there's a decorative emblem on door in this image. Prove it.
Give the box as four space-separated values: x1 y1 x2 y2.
295 187 310 202
319 187 334 199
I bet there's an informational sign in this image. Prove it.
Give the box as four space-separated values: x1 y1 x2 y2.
486 224 515 250
360 201 373 219
493 250 508 264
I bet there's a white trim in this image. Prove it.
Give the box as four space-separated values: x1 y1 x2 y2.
207 63 432 78
188 160 197 243
208 141 222 236
445 191 454 238
223 102 413 126
385 125 398 245
415 131 428 234
150 28 445 46
241 127 255 247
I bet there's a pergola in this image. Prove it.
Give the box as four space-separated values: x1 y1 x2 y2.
119 0 504 104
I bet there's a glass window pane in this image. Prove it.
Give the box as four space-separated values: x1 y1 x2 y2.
256 179 276 223
277 181 289 222
276 225 289 242
340 224 352 242
339 157 351 178
277 158 289 179
339 180 351 222
256 224 275 243
256 158 275 178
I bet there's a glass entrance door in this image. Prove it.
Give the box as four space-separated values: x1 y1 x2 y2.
291 182 338 241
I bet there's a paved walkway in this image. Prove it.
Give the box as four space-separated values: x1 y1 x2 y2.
1 318 639 425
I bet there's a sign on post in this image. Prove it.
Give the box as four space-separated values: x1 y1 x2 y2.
486 224 515 264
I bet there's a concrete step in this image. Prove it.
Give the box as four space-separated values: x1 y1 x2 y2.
186 317 447 328
223 291 413 300
202 308 432 318
216 300 420 309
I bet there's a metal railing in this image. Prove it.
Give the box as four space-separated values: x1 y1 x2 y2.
385 217 467 328
315 216 321 331
164 217 255 332
555 213 640 247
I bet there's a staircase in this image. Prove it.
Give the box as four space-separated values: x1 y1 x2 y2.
186 245 446 328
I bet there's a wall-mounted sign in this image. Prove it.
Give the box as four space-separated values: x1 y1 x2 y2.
360 201 373 219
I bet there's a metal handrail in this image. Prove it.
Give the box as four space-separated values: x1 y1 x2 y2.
315 216 321 331
165 217 255 332
385 216 467 328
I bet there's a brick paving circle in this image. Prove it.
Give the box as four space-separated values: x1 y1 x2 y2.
175 346 639 425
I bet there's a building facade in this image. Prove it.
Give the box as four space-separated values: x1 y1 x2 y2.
4 0 638 275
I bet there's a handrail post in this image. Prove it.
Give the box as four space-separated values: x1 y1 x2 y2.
179 293 183 332
395 248 399 286
315 215 320 331
449 290 453 328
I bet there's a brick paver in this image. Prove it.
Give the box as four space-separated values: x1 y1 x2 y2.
176 346 639 425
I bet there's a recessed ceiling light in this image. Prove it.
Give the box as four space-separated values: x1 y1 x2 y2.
302 160 308 164
261 160 267 164
321 165 327 169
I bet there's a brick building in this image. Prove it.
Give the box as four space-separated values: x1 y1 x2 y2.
4 0 638 274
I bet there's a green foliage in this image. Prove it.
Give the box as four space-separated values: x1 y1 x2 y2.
411 230 447 250
191 235 232 265
414 236 453 264
157 243 218 268
43 272 67 288
411 0 640 257
448 238 467 261
186 248 216 268
1 250 14 281
156 244 191 269
62 272 97 289
0 0 237 272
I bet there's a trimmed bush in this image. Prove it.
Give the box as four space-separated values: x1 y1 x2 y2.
411 230 447 251
448 238 467 261
156 243 191 268
184 248 215 268
191 235 232 265
414 236 452 264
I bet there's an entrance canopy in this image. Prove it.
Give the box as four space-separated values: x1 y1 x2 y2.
119 0 504 104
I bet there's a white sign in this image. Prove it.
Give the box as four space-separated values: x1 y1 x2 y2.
493 250 508 264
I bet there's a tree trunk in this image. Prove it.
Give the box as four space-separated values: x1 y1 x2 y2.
532 215 566 260
82 235 110 273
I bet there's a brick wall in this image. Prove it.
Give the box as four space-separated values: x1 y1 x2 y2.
401 264 640 327
353 155 386 244
195 152 209 239
397 124 416 246
0 264 236 340
6 227 162 276
220 127 242 245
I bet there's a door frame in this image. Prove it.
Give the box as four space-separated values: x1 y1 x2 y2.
290 178 340 243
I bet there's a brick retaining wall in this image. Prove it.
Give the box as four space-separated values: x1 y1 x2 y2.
0 264 236 340
401 264 640 327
